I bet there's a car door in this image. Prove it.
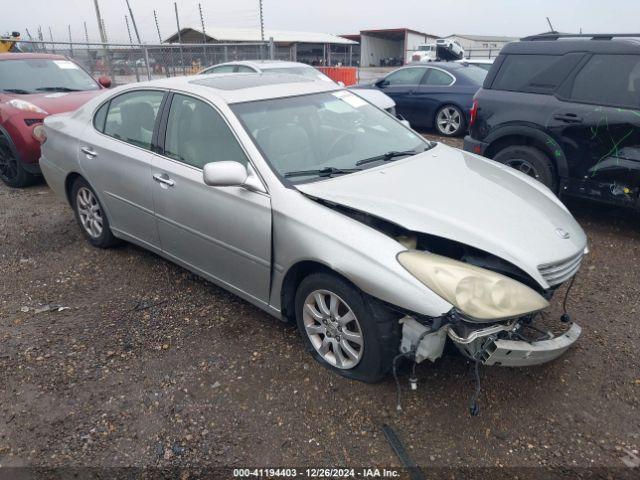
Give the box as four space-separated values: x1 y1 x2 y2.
375 67 428 125
151 92 272 303
548 53 640 197
81 89 166 251
409 67 456 126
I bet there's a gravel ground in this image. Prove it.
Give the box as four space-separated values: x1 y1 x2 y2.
0 134 639 476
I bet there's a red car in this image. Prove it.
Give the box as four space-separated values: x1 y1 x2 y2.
0 53 110 187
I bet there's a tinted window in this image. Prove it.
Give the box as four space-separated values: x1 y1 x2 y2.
164 94 248 169
384 68 426 85
93 102 109 132
492 54 581 94
423 69 453 86
236 65 255 73
103 90 164 150
570 54 640 107
457 65 489 84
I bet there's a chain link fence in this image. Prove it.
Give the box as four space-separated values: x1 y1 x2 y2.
16 39 276 85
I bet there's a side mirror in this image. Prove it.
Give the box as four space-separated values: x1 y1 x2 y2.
98 76 112 88
375 78 389 88
203 161 247 187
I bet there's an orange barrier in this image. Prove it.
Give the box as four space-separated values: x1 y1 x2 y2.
317 67 358 86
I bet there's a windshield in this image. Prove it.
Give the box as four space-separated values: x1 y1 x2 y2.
232 91 430 183
0 59 99 94
267 66 332 82
418 45 434 52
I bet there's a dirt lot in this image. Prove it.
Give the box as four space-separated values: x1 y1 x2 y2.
0 134 639 476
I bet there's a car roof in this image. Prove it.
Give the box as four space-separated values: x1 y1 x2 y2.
126 72 339 104
501 38 640 55
210 60 312 71
0 52 68 61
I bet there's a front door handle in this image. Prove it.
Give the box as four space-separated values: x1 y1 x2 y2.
80 146 98 157
153 173 175 187
553 113 583 124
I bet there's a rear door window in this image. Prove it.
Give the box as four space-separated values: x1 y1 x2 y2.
492 54 583 94
102 90 164 150
384 67 427 86
569 54 640 108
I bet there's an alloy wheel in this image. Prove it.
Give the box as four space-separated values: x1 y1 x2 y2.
505 159 540 180
76 187 104 238
302 289 364 369
0 137 18 181
436 107 461 135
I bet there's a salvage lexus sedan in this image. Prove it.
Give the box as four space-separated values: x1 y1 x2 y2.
40 74 587 382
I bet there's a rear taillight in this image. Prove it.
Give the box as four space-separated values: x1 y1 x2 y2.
469 99 478 127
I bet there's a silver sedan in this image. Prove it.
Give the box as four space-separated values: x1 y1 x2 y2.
40 73 587 382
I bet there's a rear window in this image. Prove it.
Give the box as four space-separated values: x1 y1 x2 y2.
491 54 583 94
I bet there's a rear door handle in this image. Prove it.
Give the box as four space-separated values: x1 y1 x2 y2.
81 146 98 157
553 113 583 124
153 173 175 187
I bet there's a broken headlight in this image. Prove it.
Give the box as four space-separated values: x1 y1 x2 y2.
397 251 549 321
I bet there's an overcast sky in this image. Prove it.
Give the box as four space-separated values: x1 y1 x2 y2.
4 0 640 44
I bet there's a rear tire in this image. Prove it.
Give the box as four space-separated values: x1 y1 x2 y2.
295 272 401 383
493 145 557 191
0 134 36 188
434 104 465 137
71 177 119 248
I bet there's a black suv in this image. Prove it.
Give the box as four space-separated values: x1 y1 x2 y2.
464 34 640 209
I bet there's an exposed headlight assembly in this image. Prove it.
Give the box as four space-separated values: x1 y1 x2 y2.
397 251 549 321
7 99 48 115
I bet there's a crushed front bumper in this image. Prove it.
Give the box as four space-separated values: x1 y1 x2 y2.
475 323 581 366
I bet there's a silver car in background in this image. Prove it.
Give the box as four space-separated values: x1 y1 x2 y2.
40 73 587 382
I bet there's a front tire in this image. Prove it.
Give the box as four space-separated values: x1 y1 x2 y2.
295 272 401 383
493 145 557 191
0 134 36 188
71 177 119 248
434 104 465 137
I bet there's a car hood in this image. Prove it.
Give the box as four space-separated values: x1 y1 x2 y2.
296 143 587 288
2 90 103 115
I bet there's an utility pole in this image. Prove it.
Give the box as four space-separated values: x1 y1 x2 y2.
92 0 107 44
259 0 265 42
68 25 73 55
125 0 142 44
83 21 89 43
48 26 55 53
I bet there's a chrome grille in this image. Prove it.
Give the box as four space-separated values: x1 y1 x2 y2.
538 251 584 286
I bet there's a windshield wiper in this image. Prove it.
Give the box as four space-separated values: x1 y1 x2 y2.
2 88 32 94
35 87 82 92
284 166 362 178
356 149 423 166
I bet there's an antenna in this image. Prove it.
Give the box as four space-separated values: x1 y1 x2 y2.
125 0 142 44
546 17 555 33
259 0 265 41
153 10 163 43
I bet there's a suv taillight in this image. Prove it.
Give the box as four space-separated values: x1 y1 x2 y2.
469 99 478 127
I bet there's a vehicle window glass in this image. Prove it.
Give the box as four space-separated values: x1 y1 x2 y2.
423 69 453 86
164 94 248 169
571 54 640 107
384 68 426 85
209 65 236 73
231 91 427 183
0 58 100 93
103 90 164 150
492 54 580 94
93 102 109 132
236 66 255 73
458 65 489 84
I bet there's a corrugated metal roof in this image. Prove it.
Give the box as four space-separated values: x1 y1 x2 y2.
165 27 357 45
446 34 519 42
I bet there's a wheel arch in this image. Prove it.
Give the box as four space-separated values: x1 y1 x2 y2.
64 171 83 206
483 126 569 178
279 260 359 323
